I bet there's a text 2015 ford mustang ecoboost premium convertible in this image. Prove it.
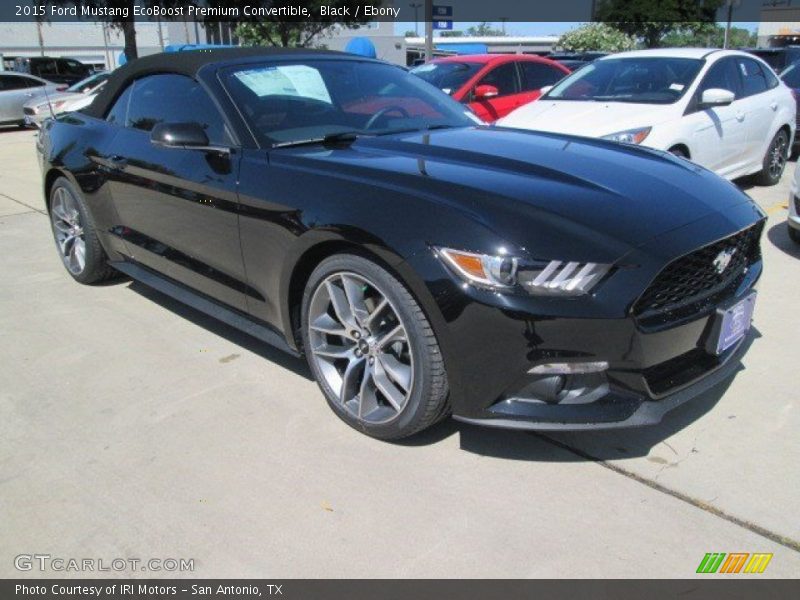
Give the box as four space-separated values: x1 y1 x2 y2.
37 49 765 439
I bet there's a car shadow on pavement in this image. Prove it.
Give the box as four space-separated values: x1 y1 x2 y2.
767 221 800 259
127 279 314 380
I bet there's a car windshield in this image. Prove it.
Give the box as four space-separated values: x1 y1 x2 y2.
410 61 483 94
67 72 109 94
546 57 704 104
222 60 476 146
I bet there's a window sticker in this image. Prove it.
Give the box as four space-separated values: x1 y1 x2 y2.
234 65 332 104
669 83 684 92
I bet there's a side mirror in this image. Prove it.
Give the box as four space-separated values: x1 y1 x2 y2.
150 122 229 154
700 88 735 108
474 84 499 100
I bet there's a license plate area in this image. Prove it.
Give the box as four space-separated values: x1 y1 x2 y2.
707 292 757 355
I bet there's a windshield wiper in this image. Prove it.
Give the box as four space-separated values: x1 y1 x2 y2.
376 124 462 136
272 131 360 149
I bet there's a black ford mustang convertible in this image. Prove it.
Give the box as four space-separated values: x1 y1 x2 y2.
38 48 765 439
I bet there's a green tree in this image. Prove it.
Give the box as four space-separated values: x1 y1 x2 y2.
662 25 757 48
221 1 379 47
465 21 506 37
596 0 724 48
557 22 637 53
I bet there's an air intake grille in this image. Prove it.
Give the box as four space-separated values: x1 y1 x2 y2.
634 223 763 318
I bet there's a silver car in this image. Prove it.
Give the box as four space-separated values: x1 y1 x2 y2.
23 71 109 128
0 72 60 127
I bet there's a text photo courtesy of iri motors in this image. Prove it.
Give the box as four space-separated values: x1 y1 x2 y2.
0 0 799 596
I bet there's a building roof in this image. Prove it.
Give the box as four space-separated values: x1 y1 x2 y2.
83 47 356 118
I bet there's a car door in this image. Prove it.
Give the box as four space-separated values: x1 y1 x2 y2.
468 61 521 122
516 60 568 108
0 74 41 123
684 57 747 174
99 73 249 311
735 57 780 165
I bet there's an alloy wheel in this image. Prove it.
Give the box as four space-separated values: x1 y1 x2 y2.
307 272 414 424
50 186 86 275
769 134 788 179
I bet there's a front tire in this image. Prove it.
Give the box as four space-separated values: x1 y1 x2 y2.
48 177 116 284
756 130 789 186
301 254 449 440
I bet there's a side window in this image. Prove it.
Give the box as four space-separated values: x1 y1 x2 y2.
125 74 229 145
737 58 769 97
0 75 30 91
59 59 88 77
106 83 134 126
697 58 740 98
477 62 519 97
23 76 45 88
34 60 59 79
519 62 564 92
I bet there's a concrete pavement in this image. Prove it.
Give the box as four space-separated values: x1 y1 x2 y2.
0 127 798 578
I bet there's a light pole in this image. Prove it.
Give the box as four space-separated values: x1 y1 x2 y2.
410 2 422 36
424 0 433 63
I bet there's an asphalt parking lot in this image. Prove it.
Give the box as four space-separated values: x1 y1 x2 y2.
1 126 798 578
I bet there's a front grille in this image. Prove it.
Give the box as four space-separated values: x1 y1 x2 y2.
23 107 35 115
634 222 763 320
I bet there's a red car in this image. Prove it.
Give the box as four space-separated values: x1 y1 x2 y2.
411 54 571 122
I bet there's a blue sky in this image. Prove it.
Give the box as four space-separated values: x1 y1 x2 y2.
396 21 760 37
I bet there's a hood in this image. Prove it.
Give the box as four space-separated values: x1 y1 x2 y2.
498 100 676 138
275 127 754 262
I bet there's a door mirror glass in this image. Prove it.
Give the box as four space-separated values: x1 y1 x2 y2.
150 122 210 149
474 84 499 100
700 88 735 108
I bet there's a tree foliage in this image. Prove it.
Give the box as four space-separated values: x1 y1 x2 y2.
557 22 636 53
224 1 379 47
662 25 757 48
596 0 725 48
465 22 506 37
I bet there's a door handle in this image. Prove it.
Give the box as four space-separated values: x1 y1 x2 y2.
770 101 778 111
107 155 128 170
735 112 745 122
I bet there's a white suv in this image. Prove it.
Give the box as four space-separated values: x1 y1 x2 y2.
499 48 796 185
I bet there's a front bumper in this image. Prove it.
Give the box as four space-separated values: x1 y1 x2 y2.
404 210 763 431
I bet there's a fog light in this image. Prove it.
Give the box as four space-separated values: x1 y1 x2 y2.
529 361 609 375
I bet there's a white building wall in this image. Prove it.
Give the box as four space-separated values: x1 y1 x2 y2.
0 22 168 69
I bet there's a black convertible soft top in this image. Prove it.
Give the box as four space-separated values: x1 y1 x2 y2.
83 47 354 119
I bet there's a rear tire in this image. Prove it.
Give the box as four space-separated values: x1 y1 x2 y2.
301 253 449 440
755 130 789 186
48 177 116 284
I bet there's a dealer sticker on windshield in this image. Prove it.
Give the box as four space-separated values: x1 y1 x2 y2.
715 292 756 354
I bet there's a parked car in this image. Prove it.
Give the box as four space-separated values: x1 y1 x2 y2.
23 71 109 128
499 49 796 185
547 51 609 71
13 56 92 86
778 61 800 149
789 162 800 244
743 46 800 74
39 48 765 439
0 72 61 127
410 54 570 122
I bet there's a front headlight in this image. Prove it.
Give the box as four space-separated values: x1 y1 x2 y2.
437 248 611 296
601 127 651 145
